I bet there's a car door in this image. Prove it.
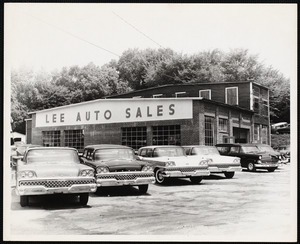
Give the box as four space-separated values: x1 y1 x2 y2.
227 146 247 167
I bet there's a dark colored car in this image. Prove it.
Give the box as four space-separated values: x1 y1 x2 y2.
137 145 210 184
215 143 279 172
80 144 155 194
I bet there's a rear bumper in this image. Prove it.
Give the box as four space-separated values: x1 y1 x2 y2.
96 172 155 187
163 169 210 178
208 166 242 173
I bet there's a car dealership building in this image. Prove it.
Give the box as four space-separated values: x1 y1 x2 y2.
26 81 270 152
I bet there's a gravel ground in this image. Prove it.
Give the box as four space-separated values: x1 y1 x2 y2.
7 163 296 242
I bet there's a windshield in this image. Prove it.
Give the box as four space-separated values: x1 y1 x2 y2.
94 148 135 161
153 147 185 157
26 149 80 164
192 147 220 155
256 145 275 153
241 146 260 153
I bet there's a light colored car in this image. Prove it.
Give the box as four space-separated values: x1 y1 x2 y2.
15 147 97 207
137 145 210 184
81 145 155 194
183 145 242 178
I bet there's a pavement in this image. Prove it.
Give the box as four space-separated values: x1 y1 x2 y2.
7 163 296 242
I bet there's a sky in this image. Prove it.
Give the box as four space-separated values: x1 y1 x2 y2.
4 3 297 82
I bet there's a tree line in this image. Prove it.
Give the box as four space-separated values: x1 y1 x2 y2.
11 48 290 134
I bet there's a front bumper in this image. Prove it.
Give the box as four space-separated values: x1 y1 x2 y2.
208 166 242 173
163 167 210 178
254 163 278 169
16 177 97 196
96 171 155 187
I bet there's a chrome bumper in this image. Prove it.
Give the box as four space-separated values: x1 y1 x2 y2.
254 163 278 168
163 169 210 178
16 177 97 196
208 166 242 173
96 172 155 187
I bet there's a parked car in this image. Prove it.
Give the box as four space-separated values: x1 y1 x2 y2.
15 147 97 207
80 144 155 194
271 122 289 134
183 145 242 178
137 145 210 184
255 144 289 164
215 143 279 172
276 124 290 134
277 145 290 163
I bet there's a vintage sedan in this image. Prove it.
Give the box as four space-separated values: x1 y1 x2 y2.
215 143 279 172
183 145 241 178
15 147 97 207
137 145 210 184
255 144 289 164
80 145 155 194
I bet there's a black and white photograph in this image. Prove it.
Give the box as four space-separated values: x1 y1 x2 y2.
3 3 297 242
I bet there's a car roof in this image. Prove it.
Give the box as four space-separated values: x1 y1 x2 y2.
183 145 215 148
27 147 77 151
215 143 258 147
139 145 183 150
84 144 133 150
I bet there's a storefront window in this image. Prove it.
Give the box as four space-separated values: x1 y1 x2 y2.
205 116 214 146
42 131 61 147
219 118 228 132
122 127 147 150
64 130 84 151
152 125 181 145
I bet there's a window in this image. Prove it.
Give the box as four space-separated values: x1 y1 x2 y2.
253 97 259 113
230 146 240 153
225 87 238 105
261 125 268 144
219 118 228 132
199 90 211 99
64 130 84 150
254 124 260 141
42 131 61 147
152 125 181 145
217 146 230 154
261 100 268 116
122 127 147 150
205 116 214 146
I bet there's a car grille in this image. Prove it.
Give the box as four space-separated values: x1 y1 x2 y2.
19 179 95 188
98 173 153 180
165 167 206 172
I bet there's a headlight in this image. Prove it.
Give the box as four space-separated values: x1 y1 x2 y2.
165 161 176 167
96 166 109 174
142 165 154 172
206 159 213 164
259 155 262 159
233 158 240 164
18 170 36 178
199 160 208 166
80 169 94 177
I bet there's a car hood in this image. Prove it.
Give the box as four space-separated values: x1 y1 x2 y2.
188 155 240 166
147 156 203 166
18 162 91 178
92 158 146 171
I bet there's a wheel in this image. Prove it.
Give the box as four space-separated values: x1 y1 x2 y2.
155 169 165 184
268 168 276 172
190 176 203 184
138 185 148 194
224 172 235 178
247 162 256 172
20 196 29 207
79 193 89 205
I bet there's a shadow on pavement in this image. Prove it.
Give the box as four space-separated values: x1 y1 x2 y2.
11 194 93 210
92 185 151 197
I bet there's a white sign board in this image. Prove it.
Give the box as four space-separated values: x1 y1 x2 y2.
35 99 193 127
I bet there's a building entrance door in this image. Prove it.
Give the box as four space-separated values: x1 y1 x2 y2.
233 127 249 143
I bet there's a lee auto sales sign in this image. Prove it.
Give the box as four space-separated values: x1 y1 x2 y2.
35 99 193 127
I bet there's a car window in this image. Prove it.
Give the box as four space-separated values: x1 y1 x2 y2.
26 149 80 164
153 147 185 157
240 146 259 154
230 147 240 153
83 149 88 158
216 146 230 154
146 149 153 157
192 147 220 155
140 149 147 157
94 148 135 160
184 148 191 155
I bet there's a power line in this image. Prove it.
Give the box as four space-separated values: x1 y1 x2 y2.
23 12 121 58
112 11 164 49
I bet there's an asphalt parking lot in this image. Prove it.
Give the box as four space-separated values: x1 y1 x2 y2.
8 163 294 241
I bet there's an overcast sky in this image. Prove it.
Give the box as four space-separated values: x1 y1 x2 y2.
5 3 297 82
